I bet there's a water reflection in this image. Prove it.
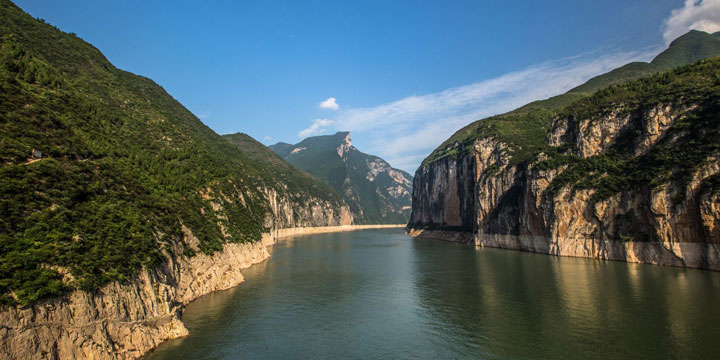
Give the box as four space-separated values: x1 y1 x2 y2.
411 239 720 359
147 229 720 360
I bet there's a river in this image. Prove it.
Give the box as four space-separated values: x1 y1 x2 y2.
146 228 720 359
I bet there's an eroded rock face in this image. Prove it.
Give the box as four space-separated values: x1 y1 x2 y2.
409 147 476 230
0 189 355 360
409 103 720 271
0 238 271 360
336 133 353 158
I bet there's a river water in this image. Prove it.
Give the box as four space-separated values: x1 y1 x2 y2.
146 229 720 359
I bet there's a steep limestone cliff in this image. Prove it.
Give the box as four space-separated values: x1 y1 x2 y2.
410 59 720 271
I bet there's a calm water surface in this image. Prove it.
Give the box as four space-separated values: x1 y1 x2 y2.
146 229 720 359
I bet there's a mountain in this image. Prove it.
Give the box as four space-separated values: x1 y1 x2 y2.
568 30 720 94
409 31 720 270
222 132 344 200
0 0 352 310
0 1 363 357
270 132 412 224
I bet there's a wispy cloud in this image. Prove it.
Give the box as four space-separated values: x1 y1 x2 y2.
663 0 720 44
298 48 658 172
197 112 210 120
319 97 340 110
298 118 334 138
263 136 272 141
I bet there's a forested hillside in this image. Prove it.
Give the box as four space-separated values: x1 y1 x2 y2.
0 0 346 306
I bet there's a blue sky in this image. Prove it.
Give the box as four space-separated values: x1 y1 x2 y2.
14 0 720 171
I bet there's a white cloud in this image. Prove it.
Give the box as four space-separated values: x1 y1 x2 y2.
319 97 340 110
298 48 658 173
663 0 720 44
263 136 272 141
197 112 209 120
298 118 335 138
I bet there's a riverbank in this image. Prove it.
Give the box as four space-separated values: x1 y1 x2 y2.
406 227 720 271
0 224 404 360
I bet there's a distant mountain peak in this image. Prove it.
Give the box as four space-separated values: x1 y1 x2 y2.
651 29 720 69
565 29 720 95
269 132 412 224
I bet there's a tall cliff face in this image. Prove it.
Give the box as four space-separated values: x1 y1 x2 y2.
270 132 413 224
410 57 720 271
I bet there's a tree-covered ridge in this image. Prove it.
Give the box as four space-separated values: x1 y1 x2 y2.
270 132 413 224
0 0 342 306
222 133 345 202
541 57 720 206
422 30 720 168
569 30 720 94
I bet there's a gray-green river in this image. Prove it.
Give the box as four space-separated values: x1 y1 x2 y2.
146 229 720 359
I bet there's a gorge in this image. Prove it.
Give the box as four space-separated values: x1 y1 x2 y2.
2 0 720 359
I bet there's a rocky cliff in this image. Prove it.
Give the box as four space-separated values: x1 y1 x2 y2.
410 58 720 271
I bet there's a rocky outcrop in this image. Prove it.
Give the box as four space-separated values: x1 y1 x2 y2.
409 102 720 271
0 235 273 360
336 132 353 158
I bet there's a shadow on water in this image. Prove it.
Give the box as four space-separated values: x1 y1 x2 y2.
146 229 720 360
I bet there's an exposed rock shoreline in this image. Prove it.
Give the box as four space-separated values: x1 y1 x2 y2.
409 102 720 272
0 224 403 360
406 228 720 270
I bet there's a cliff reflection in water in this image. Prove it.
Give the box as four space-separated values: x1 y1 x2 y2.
410 237 720 359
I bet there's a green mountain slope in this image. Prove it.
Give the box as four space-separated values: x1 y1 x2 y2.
222 133 343 199
569 30 720 94
542 57 720 202
423 30 720 167
650 30 720 69
0 0 344 305
270 132 413 224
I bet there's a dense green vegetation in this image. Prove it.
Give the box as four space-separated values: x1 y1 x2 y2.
569 30 720 94
650 30 720 68
424 92 587 167
0 0 342 306
423 30 720 167
222 133 345 202
542 58 720 202
270 132 412 224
